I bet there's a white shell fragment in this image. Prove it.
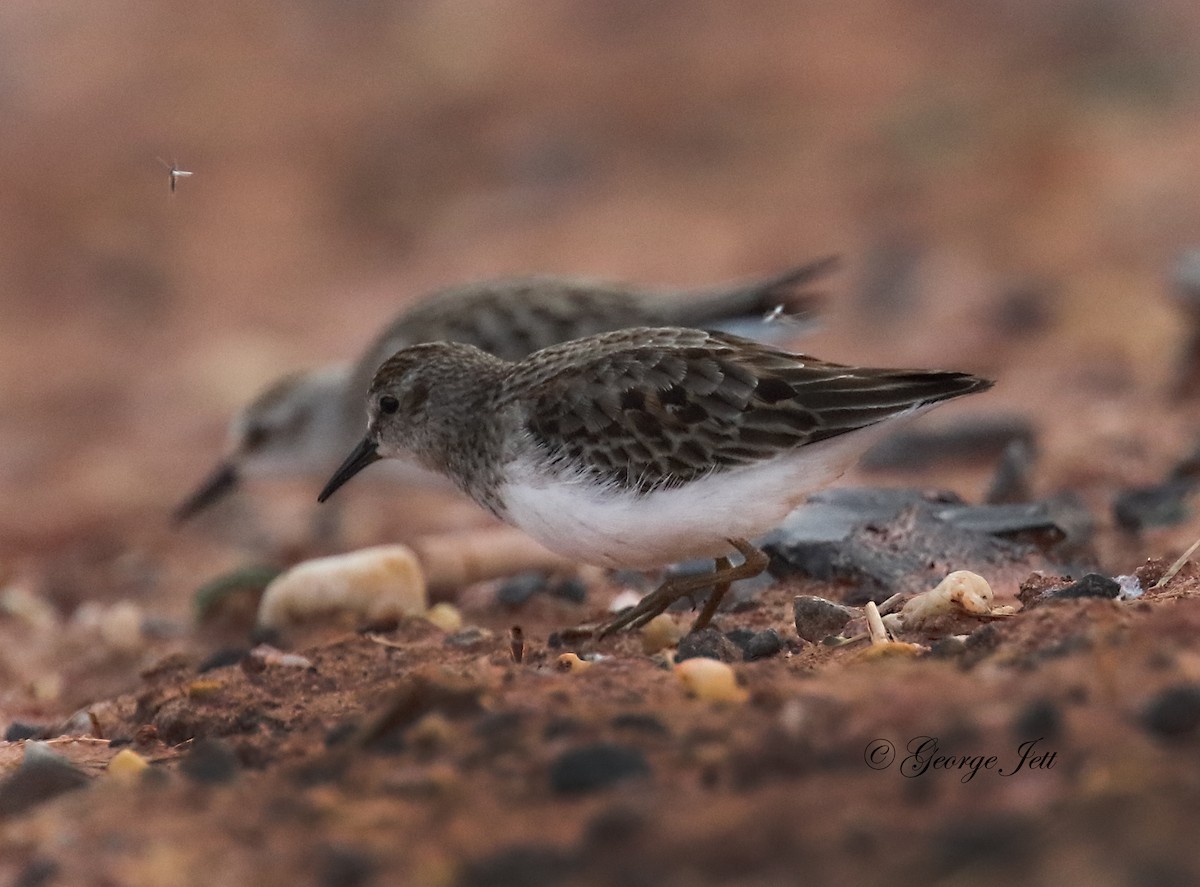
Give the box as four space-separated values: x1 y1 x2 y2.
675 658 747 703
886 570 995 631
257 545 428 631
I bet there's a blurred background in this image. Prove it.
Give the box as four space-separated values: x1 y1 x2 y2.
4 0 1200 604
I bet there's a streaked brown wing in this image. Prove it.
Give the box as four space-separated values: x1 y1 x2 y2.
514 329 989 493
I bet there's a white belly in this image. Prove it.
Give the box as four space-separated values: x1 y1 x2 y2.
498 427 898 569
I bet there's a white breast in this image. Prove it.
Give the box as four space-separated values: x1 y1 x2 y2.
498 419 910 569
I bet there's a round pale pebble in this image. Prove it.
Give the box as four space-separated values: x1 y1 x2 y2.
674 658 747 703
257 545 428 631
640 614 683 654
424 603 463 633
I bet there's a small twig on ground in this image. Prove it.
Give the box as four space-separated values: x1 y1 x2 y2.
1153 536 1200 589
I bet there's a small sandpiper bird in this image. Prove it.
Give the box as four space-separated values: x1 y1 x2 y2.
174 259 836 522
317 326 992 635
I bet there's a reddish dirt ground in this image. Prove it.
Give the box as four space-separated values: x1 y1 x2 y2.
6 2 1200 885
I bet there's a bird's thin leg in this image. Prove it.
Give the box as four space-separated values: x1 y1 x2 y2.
690 556 732 633
599 538 770 637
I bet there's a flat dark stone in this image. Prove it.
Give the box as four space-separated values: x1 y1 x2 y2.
549 743 651 795
764 488 1094 605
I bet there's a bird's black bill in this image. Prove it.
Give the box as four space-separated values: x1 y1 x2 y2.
173 462 240 524
318 437 381 503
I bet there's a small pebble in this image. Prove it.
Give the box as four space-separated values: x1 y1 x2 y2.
556 653 592 673
185 679 224 699
640 614 683 654
444 626 493 648
723 628 756 653
257 545 427 631
675 628 742 663
549 577 588 604
1012 699 1062 742
793 595 853 643
197 648 249 674
675 658 747 703
4 722 51 742
0 585 57 630
549 742 651 795
193 565 281 623
180 738 239 784
857 641 925 660
0 742 90 818
745 629 783 661
929 636 969 658
97 601 145 653
1115 575 1144 601
107 749 150 784
246 645 314 670
1045 574 1121 602
496 573 546 608
1143 685 1200 739
424 603 462 633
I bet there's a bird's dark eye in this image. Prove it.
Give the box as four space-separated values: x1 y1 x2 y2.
379 395 400 415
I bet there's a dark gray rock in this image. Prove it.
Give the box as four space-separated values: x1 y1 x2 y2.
4 722 51 742
764 488 1095 605
675 628 742 663
0 743 90 818
497 573 547 608
745 629 783 660
793 596 853 643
